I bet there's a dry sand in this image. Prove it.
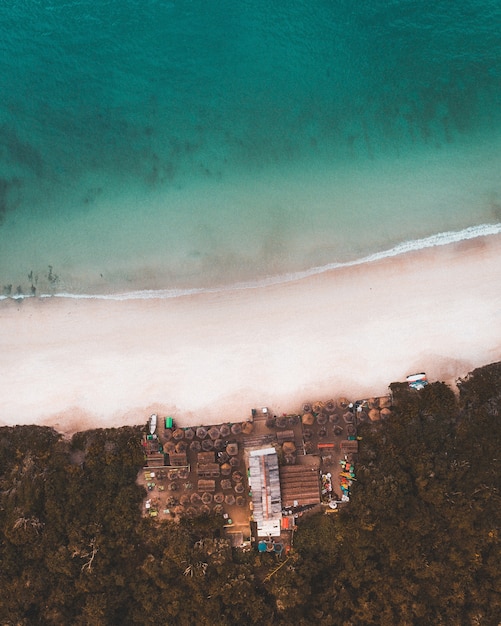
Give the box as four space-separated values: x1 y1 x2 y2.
1 235 501 435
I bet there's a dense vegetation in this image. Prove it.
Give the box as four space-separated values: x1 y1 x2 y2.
1 362 500 625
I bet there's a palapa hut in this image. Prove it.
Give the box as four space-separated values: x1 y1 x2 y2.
303 428 313 441
172 428 185 441
329 413 339 424
173 505 184 516
185 506 197 517
346 424 356 436
175 441 188 453
166 496 176 507
337 397 349 409
190 440 202 452
231 422 242 435
312 401 325 414
164 441 176 454
379 396 392 409
369 409 381 422
236 496 245 507
214 493 225 504
218 452 230 464
221 463 232 476
164 428 173 441
169 481 179 491
196 426 208 440
287 414 299 426
283 441 296 455
357 411 369 422
180 494 190 506
275 415 287 429
317 413 327 425
208 426 220 441
221 479 232 490
325 400 336 413
213 438 226 452
304 441 315 454
380 407 392 418
202 439 214 451
177 468 189 480
302 402 312 413
242 421 254 435
234 482 244 494
368 397 379 409
200 504 211 515
232 470 243 482
214 504 224 515
343 411 354 423
334 425 344 436
201 492 213 504
225 494 236 506
184 427 195 440
190 493 201 505
226 442 238 456
302 412 314 425
318 427 327 438
229 456 240 468
168 469 179 480
219 423 231 437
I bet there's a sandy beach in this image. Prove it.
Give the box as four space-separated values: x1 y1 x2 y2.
1 234 501 435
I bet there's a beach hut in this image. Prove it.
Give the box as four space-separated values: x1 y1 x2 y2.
177 467 189 480
303 428 313 441
214 504 224 515
380 407 392 418
180 494 190 506
164 428 173 441
164 441 176 454
229 456 240 468
282 441 296 455
334 425 344 436
172 428 185 441
213 438 226 452
275 415 287 429
312 401 325 414
232 470 244 482
185 506 197 518
196 426 208 440
236 496 245 507
218 452 230 464
317 413 328 425
226 442 238 456
221 479 232 490
369 409 381 422
214 492 225 504
379 395 392 408
325 400 336 414
202 439 214 451
242 421 254 435
200 504 211 515
302 402 312 413
329 413 339 424
346 424 356 436
337 397 349 409
231 422 242 435
190 440 202 452
225 494 236 506
343 412 354 423
235 482 244 494
318 427 327 438
184 428 195 440
302 412 314 426
190 493 201 505
221 463 232 476
208 426 220 441
219 423 231 437
175 441 187 453
201 492 213 504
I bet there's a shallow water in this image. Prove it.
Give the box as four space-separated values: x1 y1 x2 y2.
1 0 500 296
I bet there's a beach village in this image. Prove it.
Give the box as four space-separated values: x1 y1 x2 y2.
137 389 399 553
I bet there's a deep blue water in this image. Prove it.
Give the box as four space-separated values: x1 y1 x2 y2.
0 0 500 295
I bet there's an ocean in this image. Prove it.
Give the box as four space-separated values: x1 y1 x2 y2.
0 0 500 298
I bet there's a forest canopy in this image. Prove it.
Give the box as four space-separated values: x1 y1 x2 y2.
0 362 500 625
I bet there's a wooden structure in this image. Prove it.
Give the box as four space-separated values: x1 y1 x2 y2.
340 440 359 454
279 465 321 508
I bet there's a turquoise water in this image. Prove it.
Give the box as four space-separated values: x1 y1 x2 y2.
0 1 500 296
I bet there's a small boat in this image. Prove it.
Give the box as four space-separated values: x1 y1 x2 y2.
149 414 158 435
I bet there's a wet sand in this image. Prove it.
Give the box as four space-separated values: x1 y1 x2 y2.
1 234 500 435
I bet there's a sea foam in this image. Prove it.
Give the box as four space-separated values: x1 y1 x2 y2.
2 223 500 302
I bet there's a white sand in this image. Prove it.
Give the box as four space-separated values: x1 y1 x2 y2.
1 235 501 435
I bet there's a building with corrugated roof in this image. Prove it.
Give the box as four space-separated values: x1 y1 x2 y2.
248 448 282 537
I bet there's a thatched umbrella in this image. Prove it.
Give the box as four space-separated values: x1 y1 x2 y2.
164 428 173 441
379 396 391 409
185 506 197 518
284 454 296 464
175 441 187 453
357 411 369 423
368 397 379 409
226 442 238 456
231 422 242 435
229 456 240 468
184 428 195 440
166 496 177 507
334 425 344 436
168 469 179 480
221 463 232 476
304 441 315 454
302 412 314 425
380 407 392 418
241 421 254 435
369 409 381 422
346 424 356 436
318 427 327 438
200 504 211 516
221 479 232 490
337 397 349 409
225 494 236 506
303 428 313 441
265 416 276 429
172 428 185 441
302 402 312 413
201 438 214 451
317 413 327 425
169 481 179 491
173 505 184 516
232 470 244 482
190 493 201 505
234 482 244 494
219 423 231 437
208 426 220 441
164 441 176 454
214 492 225 504
343 412 354 424
190 440 202 452
329 413 339 424
287 414 299 426
180 494 190 506
275 415 287 429
236 496 245 507
214 504 224 515
201 492 213 504
196 426 208 440
283 441 296 455
178 468 189 480
218 452 230 464
325 400 336 414
213 438 226 452
312 401 325 414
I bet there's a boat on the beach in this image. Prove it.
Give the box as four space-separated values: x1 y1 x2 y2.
149 414 158 435
406 373 428 390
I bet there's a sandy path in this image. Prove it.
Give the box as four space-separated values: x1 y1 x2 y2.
1 235 500 435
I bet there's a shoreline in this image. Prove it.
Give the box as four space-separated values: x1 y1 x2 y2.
1 233 501 435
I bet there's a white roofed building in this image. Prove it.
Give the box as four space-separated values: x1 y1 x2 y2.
248 448 282 537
